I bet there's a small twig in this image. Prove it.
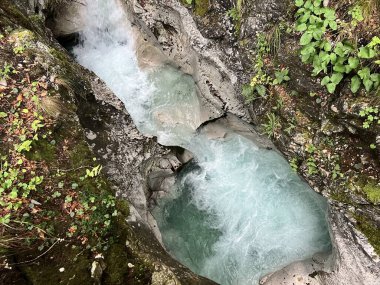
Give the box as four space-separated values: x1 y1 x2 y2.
53 165 90 173
7 238 64 266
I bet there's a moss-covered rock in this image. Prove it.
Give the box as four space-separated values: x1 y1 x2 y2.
0 1 217 284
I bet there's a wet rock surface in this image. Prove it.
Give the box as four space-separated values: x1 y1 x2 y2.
156 0 380 284
7 0 380 284
3 0 217 284
127 0 250 123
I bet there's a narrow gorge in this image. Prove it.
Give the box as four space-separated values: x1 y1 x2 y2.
72 1 331 284
1 0 379 285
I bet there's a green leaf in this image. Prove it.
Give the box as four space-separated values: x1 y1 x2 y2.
329 21 337 30
330 53 337 63
324 8 336 20
255 85 266 97
16 140 32 153
333 64 345 73
321 76 330 86
363 78 373 91
371 73 380 89
314 7 323 15
367 36 380 48
299 12 311 23
300 32 313 45
0 112 7 118
345 65 353 74
351 75 361 93
323 41 332 51
295 0 304 7
358 47 376 59
313 30 323 41
327 83 337 93
330 73 344 84
296 23 307 32
348 57 359 69
358 67 371 80
304 0 312 9
242 84 254 98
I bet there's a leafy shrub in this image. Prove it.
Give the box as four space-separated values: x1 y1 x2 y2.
294 0 380 94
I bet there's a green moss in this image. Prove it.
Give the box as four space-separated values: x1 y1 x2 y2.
363 182 380 204
180 0 210 16
194 0 210 16
354 214 380 255
116 199 130 216
26 139 57 163
20 245 93 284
104 244 130 284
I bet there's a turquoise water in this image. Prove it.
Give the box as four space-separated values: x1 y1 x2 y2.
72 1 331 284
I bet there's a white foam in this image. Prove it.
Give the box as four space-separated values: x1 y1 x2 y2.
72 1 331 284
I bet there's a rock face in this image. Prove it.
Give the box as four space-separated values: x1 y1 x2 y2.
116 0 380 284
12 0 379 284
3 0 216 284
126 0 250 122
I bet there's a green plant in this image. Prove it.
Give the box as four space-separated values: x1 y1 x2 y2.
261 113 281 138
227 8 240 21
242 34 272 101
0 63 14 80
363 182 380 204
305 143 319 175
267 23 282 56
273 68 290 85
13 46 25 54
294 0 380 94
359 106 380 128
290 157 299 172
332 163 343 179
348 4 364 26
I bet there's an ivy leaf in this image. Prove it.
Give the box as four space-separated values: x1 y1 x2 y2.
333 64 345 73
363 78 373 91
348 57 359 69
314 7 323 15
323 41 332 51
312 29 323 40
371 73 380 89
358 47 376 59
304 0 313 9
330 73 343 85
295 0 304 7
299 12 311 23
329 21 338 30
300 32 313 45
321 76 330 86
330 53 337 63
327 83 337 94
296 23 307 32
350 75 361 93
324 8 336 21
367 36 380 48
358 67 371 80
